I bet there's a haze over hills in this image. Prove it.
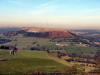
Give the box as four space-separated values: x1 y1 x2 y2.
0 27 20 33
1 27 100 40
1 26 100 42
3 27 77 38
71 30 100 42
21 27 68 32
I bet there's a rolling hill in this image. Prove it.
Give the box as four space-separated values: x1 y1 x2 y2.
4 27 78 38
0 50 70 74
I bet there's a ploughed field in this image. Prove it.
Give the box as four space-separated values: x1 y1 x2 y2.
0 50 69 74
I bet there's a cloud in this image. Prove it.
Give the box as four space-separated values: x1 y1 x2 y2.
31 0 59 16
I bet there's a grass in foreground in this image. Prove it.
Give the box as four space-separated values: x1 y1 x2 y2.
0 50 69 74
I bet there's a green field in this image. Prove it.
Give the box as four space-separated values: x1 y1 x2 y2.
64 46 99 57
0 50 69 74
2 36 54 50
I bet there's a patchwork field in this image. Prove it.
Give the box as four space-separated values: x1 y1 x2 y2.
1 36 99 58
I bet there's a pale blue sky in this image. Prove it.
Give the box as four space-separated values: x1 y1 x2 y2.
0 0 100 29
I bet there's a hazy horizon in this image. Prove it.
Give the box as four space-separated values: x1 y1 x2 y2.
0 0 100 29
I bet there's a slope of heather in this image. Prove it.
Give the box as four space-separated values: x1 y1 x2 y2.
20 27 77 38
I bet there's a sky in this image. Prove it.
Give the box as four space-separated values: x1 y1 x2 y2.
0 0 100 29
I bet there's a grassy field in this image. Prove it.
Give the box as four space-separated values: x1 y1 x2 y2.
64 46 99 57
2 36 54 50
0 50 69 74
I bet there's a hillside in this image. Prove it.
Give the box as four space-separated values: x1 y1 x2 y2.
4 27 77 38
0 50 71 74
70 30 100 42
0 27 20 33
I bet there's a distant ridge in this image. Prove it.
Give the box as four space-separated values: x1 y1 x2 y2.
0 27 20 33
4 27 78 38
21 27 69 32
20 27 78 38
